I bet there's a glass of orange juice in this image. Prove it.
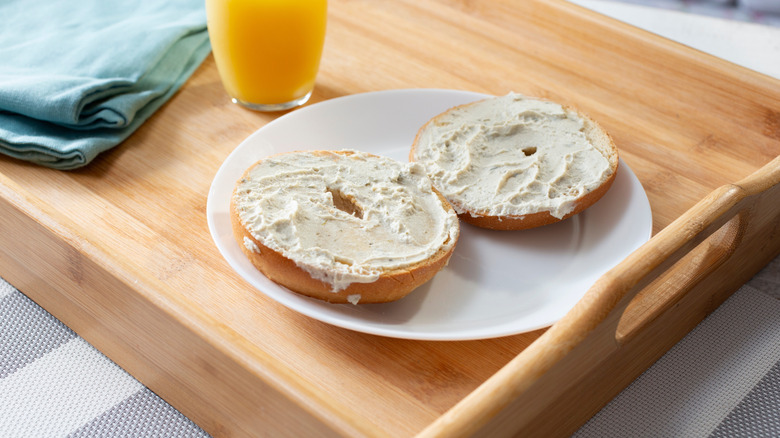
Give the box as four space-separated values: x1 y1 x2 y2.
205 0 327 111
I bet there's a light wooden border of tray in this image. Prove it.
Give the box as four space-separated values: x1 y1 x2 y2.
420 155 780 437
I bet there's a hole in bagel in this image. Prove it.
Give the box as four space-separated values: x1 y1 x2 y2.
522 146 537 156
327 187 364 219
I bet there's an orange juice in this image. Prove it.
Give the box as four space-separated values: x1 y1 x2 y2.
206 0 327 111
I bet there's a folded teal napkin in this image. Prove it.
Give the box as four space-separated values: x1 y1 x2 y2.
0 0 211 170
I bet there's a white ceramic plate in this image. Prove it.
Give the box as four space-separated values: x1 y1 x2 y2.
207 89 652 340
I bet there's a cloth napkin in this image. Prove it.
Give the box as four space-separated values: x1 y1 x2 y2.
0 0 211 170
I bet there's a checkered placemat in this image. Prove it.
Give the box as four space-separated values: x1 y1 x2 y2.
2 255 778 437
0 280 209 437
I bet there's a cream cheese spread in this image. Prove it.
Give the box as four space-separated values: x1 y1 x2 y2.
412 93 612 219
234 150 459 292
243 236 260 254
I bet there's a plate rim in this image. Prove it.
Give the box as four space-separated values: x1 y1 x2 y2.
206 88 653 340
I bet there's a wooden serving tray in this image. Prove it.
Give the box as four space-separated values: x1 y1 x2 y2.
1 1 779 436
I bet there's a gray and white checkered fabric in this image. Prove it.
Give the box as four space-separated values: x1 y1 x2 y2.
2 255 779 437
0 279 210 437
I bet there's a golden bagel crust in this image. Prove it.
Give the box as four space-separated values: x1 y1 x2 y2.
230 150 459 304
410 96 619 231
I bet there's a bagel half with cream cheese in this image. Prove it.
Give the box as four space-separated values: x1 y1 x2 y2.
231 149 460 304
410 92 619 230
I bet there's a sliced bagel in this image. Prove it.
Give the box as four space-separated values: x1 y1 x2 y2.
410 92 619 230
231 149 460 304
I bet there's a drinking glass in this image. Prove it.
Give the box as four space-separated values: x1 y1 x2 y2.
206 0 327 111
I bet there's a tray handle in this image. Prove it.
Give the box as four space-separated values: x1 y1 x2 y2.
419 154 780 438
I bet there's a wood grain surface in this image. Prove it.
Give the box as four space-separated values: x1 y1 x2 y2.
1 0 779 437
